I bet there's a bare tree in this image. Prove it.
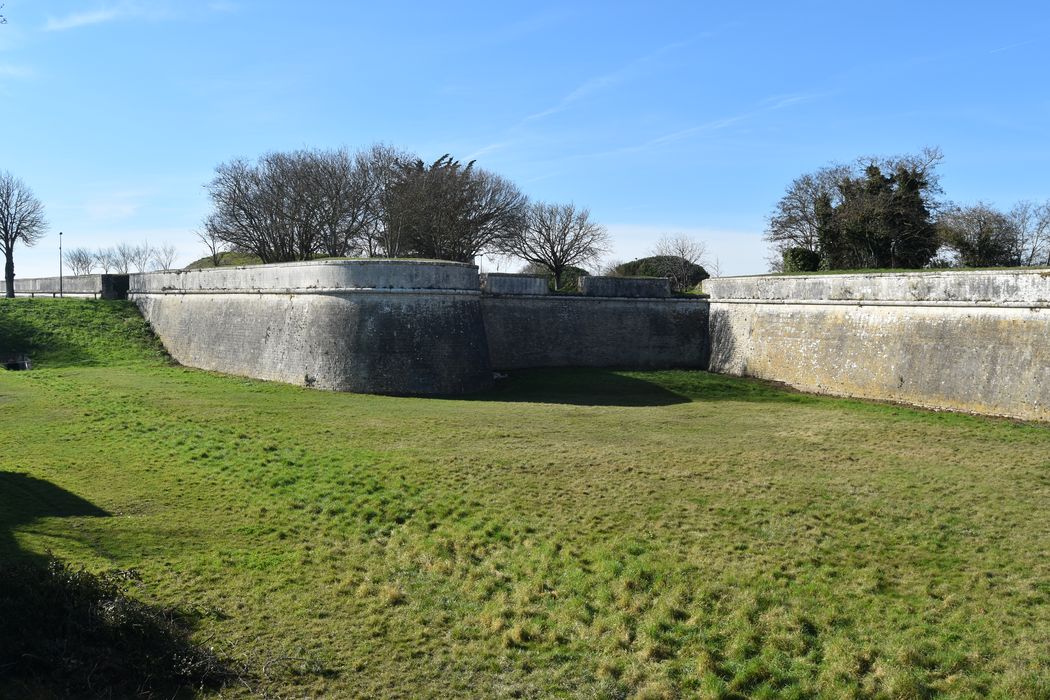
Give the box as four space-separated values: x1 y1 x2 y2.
357 143 410 257
764 147 945 270
764 165 848 259
114 242 134 274
204 149 362 264
95 247 119 273
0 171 48 297
311 147 391 258
152 242 178 270
938 203 1020 267
1009 200 1050 267
65 247 95 276
196 228 226 266
653 234 710 290
502 202 609 290
381 154 527 262
128 242 154 272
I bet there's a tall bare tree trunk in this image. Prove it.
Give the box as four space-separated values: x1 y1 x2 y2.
5 249 15 298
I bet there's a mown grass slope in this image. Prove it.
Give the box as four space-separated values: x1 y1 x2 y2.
1 299 1048 698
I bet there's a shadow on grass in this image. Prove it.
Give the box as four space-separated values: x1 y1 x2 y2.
0 310 93 368
0 472 232 697
0 471 109 562
471 367 827 409
475 368 693 407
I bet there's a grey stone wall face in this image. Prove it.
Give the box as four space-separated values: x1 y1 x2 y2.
482 296 708 370
130 259 478 294
13 274 129 299
131 260 493 396
580 276 672 298
20 262 1050 421
706 270 1050 422
480 273 549 296
705 270 1050 305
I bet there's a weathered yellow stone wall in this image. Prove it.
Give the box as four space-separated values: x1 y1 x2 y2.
706 271 1050 422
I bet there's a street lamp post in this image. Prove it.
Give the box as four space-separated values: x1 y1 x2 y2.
59 231 63 297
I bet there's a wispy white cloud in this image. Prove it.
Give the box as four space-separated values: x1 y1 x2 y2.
42 2 196 32
464 142 511 161
522 40 688 123
641 92 821 149
0 62 34 78
44 6 128 32
81 189 154 221
989 38 1039 54
519 91 821 170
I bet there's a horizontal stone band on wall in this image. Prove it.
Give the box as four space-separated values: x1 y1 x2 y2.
130 259 479 294
706 271 1050 422
131 260 493 396
706 270 1050 305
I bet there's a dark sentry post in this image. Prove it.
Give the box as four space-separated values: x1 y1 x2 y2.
58 230 63 297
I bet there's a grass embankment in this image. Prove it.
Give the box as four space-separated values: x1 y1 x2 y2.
1 299 1048 698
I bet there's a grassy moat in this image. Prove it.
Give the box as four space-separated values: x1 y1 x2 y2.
1 299 1047 698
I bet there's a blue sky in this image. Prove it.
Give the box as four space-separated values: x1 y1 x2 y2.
3 1 1048 277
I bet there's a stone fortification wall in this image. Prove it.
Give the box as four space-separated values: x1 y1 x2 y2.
706 271 1050 421
580 276 672 298
480 274 707 370
480 273 549 296
13 274 129 299
130 260 493 396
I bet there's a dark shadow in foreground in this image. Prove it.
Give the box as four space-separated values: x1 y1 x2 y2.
0 472 232 698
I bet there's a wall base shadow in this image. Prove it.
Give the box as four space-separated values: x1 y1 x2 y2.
467 368 692 407
459 367 833 409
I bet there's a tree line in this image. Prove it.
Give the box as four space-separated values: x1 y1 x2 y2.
765 147 1050 271
64 242 180 276
199 144 611 288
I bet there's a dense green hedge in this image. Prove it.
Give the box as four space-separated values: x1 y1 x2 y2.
613 256 709 291
782 248 821 273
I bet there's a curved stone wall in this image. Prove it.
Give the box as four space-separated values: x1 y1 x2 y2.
130 260 493 396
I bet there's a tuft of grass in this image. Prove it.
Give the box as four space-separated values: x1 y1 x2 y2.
1 299 1048 698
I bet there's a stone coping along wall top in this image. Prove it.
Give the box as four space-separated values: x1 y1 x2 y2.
130 259 481 294
705 269 1050 305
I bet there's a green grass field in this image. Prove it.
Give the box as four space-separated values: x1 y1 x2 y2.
1 299 1048 698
